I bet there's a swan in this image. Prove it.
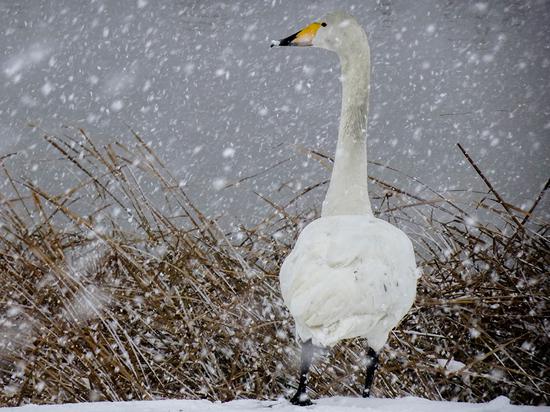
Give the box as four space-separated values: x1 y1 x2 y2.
272 11 418 405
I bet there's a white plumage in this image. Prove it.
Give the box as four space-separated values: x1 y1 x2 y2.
273 11 418 403
280 215 417 351
277 11 418 353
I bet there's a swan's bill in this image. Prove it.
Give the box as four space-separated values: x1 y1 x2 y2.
271 22 322 47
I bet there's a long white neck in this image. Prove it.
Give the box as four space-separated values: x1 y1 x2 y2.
321 40 372 216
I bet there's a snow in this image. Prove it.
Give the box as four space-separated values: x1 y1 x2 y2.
0 2 547 407
111 100 124 112
3 396 545 412
437 358 466 373
280 215 417 350
1 1 548 221
223 147 236 158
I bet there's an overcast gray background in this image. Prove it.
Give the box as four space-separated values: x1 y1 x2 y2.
1 0 549 224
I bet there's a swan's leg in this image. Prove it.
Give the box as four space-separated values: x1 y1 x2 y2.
290 339 314 406
362 347 379 398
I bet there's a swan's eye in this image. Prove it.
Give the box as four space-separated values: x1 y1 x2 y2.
321 22 327 27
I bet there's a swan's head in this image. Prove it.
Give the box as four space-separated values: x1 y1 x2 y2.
271 11 367 56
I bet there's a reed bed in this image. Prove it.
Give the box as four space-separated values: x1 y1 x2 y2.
0 129 548 406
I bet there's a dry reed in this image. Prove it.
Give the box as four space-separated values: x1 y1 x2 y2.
0 128 548 406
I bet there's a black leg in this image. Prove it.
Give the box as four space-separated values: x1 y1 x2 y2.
290 339 314 406
362 347 379 398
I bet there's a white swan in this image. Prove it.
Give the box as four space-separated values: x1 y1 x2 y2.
272 11 418 405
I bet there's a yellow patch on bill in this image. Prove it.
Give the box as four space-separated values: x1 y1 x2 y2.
293 22 322 46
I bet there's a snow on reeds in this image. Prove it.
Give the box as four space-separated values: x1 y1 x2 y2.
0 128 548 406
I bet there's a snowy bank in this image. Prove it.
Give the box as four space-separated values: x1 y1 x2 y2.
2 396 547 412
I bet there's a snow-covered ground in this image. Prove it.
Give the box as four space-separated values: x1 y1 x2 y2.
3 397 547 412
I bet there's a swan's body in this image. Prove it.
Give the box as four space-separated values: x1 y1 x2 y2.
273 11 418 404
280 215 416 351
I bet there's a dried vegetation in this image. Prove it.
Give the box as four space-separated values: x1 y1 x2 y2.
0 129 548 406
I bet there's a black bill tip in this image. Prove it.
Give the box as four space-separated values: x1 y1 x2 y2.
270 31 299 48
